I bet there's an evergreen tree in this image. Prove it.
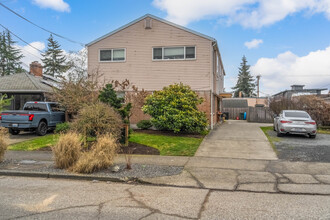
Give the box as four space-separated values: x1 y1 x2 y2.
232 56 256 97
0 31 24 76
42 34 68 77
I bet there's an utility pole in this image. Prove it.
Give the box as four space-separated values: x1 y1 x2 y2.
256 75 261 98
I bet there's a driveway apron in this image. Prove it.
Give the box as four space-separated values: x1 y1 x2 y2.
195 120 278 160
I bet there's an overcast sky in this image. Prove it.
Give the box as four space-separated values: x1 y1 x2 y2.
1 0 330 96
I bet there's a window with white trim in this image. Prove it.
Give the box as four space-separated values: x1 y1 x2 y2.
153 46 195 60
100 49 125 62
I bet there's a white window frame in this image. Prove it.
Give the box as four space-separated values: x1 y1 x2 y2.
99 48 126 62
152 46 196 61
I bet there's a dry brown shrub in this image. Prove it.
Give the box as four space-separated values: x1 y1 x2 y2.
71 134 119 174
0 128 8 162
72 102 122 138
52 132 82 169
269 95 330 126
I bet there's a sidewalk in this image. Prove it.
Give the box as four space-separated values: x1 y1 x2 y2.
2 151 330 195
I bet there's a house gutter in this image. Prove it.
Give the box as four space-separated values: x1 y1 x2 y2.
210 42 217 130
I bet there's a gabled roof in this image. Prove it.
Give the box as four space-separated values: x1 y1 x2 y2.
0 73 54 93
86 14 216 47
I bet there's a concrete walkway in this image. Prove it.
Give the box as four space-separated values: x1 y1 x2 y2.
195 120 277 160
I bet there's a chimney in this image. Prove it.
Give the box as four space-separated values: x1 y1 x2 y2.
30 61 43 77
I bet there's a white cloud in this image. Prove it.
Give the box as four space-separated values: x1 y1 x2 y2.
250 46 330 95
153 0 330 28
15 41 45 70
32 0 70 12
245 39 263 49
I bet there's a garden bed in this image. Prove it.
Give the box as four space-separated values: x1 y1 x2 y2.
31 142 160 155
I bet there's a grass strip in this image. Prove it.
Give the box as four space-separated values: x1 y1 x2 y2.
260 126 280 155
129 132 203 156
9 134 59 151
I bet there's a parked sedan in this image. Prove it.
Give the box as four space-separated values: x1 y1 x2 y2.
274 110 317 138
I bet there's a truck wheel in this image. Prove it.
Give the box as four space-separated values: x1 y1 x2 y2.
36 121 48 136
9 128 20 135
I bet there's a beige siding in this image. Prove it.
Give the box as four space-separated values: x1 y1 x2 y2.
88 18 212 91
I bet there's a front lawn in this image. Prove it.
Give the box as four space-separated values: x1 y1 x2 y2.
129 132 203 156
8 134 59 151
8 132 204 156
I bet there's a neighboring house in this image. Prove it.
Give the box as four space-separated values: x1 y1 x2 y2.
273 85 327 101
0 61 59 110
87 14 226 128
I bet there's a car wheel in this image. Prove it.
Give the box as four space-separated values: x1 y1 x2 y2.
309 134 316 139
276 128 283 137
9 128 20 135
36 121 48 136
273 125 276 131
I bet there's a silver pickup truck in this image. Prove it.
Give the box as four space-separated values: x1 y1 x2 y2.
0 102 65 136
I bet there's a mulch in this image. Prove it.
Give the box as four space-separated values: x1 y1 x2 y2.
119 142 160 155
36 142 160 155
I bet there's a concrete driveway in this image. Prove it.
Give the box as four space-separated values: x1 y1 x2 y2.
195 120 277 160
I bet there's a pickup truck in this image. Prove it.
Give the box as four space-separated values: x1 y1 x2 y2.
0 102 65 136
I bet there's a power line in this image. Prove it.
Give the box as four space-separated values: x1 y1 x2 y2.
0 2 85 47
0 23 44 53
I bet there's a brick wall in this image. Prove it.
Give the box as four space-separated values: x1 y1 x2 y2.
128 90 214 127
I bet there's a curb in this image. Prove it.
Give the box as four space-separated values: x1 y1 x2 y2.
0 170 133 183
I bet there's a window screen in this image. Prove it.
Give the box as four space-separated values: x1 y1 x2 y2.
186 47 195 59
100 50 111 61
153 48 162 60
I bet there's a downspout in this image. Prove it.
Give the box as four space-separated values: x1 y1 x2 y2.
210 42 217 130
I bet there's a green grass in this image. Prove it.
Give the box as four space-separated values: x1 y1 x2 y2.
129 132 203 156
318 129 330 135
260 126 280 155
8 134 59 151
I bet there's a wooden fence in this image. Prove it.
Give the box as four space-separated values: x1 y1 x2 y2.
222 107 273 123
247 107 273 123
222 108 248 120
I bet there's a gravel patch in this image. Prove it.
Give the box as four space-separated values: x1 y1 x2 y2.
267 130 330 162
1 162 184 179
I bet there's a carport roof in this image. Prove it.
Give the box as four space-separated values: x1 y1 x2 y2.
223 98 248 108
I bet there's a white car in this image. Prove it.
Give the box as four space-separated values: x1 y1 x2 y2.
274 110 317 138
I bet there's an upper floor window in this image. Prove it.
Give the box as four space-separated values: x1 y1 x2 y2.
100 48 125 62
153 46 196 60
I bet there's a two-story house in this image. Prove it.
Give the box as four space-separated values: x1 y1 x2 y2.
87 14 226 129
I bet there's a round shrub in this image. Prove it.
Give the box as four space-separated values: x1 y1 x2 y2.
52 132 82 169
72 102 122 138
137 120 153 130
142 83 208 134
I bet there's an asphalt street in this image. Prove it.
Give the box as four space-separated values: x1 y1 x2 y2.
0 176 330 219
